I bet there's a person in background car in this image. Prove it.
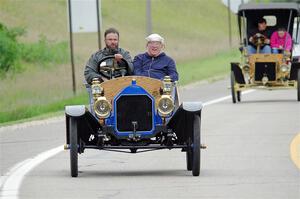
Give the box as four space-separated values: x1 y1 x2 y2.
270 27 292 54
247 18 272 54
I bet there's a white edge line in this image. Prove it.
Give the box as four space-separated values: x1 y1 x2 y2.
0 89 256 199
0 146 63 199
203 89 255 106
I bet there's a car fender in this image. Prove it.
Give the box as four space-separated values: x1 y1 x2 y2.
231 62 245 84
182 101 203 113
65 105 86 117
167 102 203 144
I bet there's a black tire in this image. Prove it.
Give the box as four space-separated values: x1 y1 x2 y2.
237 91 241 102
186 138 192 171
130 148 137 153
69 117 78 177
231 71 237 103
192 114 201 176
297 69 300 101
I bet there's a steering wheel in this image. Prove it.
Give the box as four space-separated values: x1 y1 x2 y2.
251 33 266 47
97 55 131 79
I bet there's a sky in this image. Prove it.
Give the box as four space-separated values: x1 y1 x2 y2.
221 0 250 13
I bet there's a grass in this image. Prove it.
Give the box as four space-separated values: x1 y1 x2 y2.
20 36 69 64
177 49 240 85
0 0 238 60
0 92 87 124
0 0 239 125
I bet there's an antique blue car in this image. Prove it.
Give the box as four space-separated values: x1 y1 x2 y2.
64 56 205 177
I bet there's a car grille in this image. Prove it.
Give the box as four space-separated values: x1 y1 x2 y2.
255 62 276 81
116 95 153 132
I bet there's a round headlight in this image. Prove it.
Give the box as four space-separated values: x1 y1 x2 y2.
157 95 174 117
92 85 102 95
94 97 111 118
280 64 289 73
242 65 250 72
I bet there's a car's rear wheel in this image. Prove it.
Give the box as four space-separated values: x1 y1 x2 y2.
237 91 241 102
297 69 300 101
231 71 237 103
69 117 78 177
192 114 201 176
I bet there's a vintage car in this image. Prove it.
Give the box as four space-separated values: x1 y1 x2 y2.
231 3 300 103
64 55 205 177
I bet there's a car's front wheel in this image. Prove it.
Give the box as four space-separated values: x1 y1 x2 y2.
69 117 78 177
186 138 192 171
186 114 201 176
192 114 201 176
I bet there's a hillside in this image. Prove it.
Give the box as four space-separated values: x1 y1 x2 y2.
0 0 237 59
0 0 238 123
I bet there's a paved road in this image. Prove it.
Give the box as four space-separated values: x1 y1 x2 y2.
0 79 299 199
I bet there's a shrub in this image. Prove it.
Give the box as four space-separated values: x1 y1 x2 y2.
0 22 68 77
20 35 69 64
0 23 24 76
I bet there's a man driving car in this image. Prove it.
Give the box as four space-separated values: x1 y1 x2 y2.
247 18 272 54
84 28 133 84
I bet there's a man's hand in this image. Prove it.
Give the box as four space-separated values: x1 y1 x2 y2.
114 54 123 62
264 38 270 44
249 36 253 43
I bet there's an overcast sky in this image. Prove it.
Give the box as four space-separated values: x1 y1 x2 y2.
221 0 250 13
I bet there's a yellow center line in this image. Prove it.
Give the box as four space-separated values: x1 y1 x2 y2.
290 133 300 170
